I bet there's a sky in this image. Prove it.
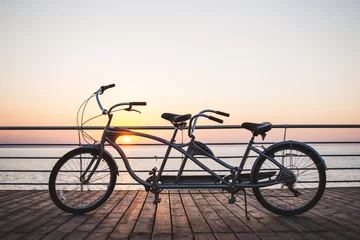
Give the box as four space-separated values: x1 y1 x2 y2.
0 0 359 142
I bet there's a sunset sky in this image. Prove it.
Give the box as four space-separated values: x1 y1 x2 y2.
1 1 359 142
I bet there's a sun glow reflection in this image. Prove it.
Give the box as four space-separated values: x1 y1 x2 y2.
123 136 131 143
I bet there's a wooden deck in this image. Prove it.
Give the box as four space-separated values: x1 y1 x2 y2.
0 188 359 240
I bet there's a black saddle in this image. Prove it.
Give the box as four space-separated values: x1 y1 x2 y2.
161 113 192 123
241 122 272 136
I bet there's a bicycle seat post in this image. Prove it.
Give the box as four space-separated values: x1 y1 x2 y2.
236 135 255 180
156 127 180 182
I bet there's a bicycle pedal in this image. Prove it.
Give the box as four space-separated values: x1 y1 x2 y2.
228 197 236 204
153 198 162 204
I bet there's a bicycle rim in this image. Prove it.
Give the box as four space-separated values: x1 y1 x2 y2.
49 148 117 213
252 143 326 215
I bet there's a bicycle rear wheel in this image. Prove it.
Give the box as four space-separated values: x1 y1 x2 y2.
49 147 117 214
251 141 326 216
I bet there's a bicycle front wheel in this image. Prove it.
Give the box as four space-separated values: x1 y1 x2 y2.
251 141 326 216
49 147 117 214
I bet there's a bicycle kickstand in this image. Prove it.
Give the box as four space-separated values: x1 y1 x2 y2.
243 189 250 220
149 167 162 205
229 192 236 204
229 189 249 220
153 191 162 205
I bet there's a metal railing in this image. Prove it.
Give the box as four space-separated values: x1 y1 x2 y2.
1 124 360 189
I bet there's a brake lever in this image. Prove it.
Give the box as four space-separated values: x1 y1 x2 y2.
124 107 141 114
130 109 142 114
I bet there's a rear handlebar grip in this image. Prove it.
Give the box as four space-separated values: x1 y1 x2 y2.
208 115 224 124
216 111 230 117
131 102 147 106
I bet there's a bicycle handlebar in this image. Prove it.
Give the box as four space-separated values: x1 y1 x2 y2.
95 84 227 135
95 84 146 115
188 109 230 137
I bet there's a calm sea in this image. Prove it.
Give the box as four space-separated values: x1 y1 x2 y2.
1 144 359 190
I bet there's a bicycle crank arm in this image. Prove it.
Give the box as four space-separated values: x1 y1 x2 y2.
287 185 301 197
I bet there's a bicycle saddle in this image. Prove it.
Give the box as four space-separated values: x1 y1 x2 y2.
161 113 192 123
241 122 272 136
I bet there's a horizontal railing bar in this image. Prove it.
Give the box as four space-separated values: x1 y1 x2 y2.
0 183 150 186
1 141 360 147
1 167 359 173
0 169 244 173
1 154 360 160
2 180 360 186
0 143 257 147
0 156 247 159
1 124 360 131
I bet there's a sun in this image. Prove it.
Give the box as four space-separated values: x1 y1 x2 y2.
123 136 131 143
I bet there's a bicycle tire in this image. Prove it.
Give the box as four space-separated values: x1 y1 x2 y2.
251 141 326 216
49 147 117 214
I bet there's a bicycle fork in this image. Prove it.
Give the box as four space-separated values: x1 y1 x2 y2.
79 146 104 187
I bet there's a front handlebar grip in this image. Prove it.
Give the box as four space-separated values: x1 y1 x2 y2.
131 102 147 106
100 84 116 94
103 83 115 90
208 115 224 124
216 111 230 117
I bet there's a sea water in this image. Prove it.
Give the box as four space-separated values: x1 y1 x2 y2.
0 144 359 190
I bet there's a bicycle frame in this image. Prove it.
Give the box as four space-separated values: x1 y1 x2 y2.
96 125 295 190
78 84 296 191
49 84 327 217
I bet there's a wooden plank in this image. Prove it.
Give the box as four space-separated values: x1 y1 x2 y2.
152 190 172 240
190 190 231 233
64 190 128 239
0 190 47 217
22 213 74 240
244 187 355 235
0 191 55 234
86 190 135 240
1 206 63 239
27 191 129 240
240 189 315 233
334 231 360 240
316 231 356 240
0 190 32 205
194 232 216 240
235 233 261 240
224 189 312 235
180 190 213 234
41 213 90 240
211 190 272 233
320 188 360 215
265 232 321 240
201 190 251 233
213 232 239 240
108 190 147 239
130 191 156 239
169 190 194 240
298 189 360 234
